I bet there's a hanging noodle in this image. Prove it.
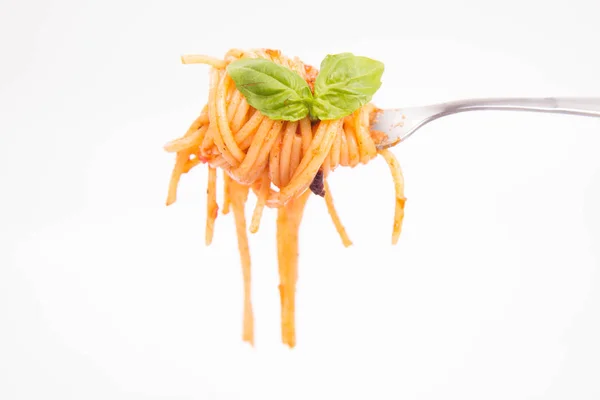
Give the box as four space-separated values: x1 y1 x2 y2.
164 48 406 348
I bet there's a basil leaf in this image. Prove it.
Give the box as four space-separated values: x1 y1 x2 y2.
312 53 384 120
227 58 313 121
308 97 350 121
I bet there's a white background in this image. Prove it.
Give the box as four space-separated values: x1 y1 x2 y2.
1 0 600 399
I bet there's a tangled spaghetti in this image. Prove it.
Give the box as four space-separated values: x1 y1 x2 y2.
164 49 406 347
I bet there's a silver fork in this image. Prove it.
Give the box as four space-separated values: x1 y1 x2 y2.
371 97 600 149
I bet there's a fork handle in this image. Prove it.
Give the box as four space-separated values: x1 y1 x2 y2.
441 97 600 118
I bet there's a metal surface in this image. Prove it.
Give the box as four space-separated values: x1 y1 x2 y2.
371 97 600 149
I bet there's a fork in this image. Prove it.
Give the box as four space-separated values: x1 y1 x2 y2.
371 97 600 149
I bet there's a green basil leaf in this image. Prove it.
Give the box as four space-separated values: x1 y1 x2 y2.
308 97 349 121
226 58 313 121
312 53 384 120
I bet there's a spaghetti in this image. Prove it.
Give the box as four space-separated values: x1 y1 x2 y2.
164 49 406 347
